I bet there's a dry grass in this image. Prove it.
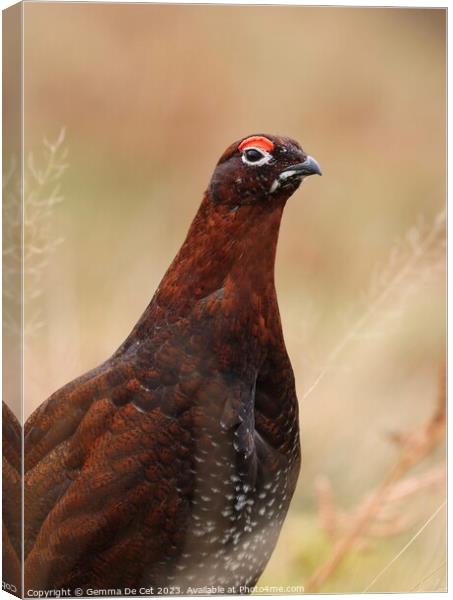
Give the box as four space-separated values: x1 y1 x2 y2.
302 209 446 404
3 129 67 337
3 155 22 337
304 363 446 593
24 129 67 336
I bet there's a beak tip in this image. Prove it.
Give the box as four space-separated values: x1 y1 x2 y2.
305 155 322 177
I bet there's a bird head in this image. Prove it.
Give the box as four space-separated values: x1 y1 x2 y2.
208 134 321 207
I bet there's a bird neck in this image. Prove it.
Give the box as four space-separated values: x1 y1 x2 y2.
154 193 285 316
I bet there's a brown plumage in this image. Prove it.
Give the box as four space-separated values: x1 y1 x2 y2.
3 402 22 595
19 134 321 594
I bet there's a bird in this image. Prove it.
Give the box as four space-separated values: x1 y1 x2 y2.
21 134 321 595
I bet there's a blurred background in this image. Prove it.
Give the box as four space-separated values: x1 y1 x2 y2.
21 4 445 593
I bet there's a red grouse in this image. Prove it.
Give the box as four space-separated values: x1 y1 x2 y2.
21 134 321 594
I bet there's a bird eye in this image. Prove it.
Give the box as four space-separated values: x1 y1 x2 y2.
241 147 272 166
245 148 265 162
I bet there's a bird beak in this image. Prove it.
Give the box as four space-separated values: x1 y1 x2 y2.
269 155 322 194
279 155 322 179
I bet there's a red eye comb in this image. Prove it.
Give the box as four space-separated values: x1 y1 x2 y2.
238 136 274 153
